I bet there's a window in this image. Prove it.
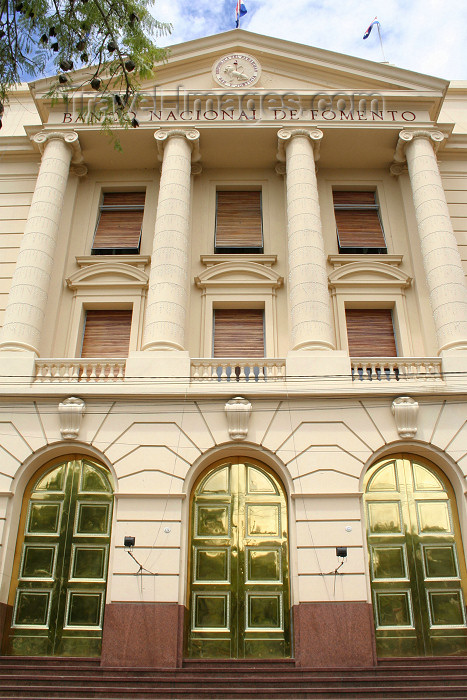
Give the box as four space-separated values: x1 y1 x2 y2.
81 310 132 357
92 192 145 255
345 309 397 357
215 191 263 254
333 191 386 254
213 309 265 357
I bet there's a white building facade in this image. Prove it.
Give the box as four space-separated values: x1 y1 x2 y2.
0 30 466 667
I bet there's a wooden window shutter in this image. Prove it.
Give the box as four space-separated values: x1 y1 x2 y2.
215 191 263 251
81 310 132 357
345 309 397 357
92 192 145 253
333 191 386 252
213 309 264 357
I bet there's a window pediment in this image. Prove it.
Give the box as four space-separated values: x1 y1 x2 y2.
66 262 149 291
195 259 283 290
328 260 412 290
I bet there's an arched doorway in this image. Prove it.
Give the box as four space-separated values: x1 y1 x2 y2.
186 459 291 659
364 455 467 657
3 457 113 657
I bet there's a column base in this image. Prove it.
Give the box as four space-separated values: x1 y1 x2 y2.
440 348 467 390
0 351 36 381
293 602 376 668
125 351 190 379
286 350 351 380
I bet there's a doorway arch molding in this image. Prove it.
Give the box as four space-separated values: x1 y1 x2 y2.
359 439 467 500
178 442 299 608
0 441 117 604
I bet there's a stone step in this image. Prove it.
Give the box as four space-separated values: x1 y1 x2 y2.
1 686 467 700
1 673 467 687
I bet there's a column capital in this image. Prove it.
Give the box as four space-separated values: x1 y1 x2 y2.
154 128 201 163
276 128 323 164
393 129 446 164
31 130 84 165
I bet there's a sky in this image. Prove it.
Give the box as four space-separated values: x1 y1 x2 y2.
154 0 467 81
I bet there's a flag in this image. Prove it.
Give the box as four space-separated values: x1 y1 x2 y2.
236 0 247 27
363 17 380 40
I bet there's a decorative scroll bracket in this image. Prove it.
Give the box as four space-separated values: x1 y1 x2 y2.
391 396 419 438
59 396 86 439
225 396 252 441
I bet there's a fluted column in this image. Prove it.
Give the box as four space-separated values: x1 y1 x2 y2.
277 128 335 351
0 131 83 354
394 129 467 353
142 129 200 351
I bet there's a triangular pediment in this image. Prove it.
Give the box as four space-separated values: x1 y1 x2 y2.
140 30 447 95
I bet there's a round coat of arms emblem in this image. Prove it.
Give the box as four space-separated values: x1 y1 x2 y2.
212 53 261 88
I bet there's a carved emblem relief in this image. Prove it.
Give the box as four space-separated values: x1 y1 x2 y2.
212 53 261 88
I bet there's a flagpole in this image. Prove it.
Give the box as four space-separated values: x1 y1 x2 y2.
376 23 387 62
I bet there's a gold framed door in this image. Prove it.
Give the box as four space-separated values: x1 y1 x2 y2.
187 460 291 659
364 456 467 657
3 458 113 657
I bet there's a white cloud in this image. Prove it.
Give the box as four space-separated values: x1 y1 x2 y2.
152 0 467 79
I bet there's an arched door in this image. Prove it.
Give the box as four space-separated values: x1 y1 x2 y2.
3 458 113 657
186 460 290 659
364 456 467 657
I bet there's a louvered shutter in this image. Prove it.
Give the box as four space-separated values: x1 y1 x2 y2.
81 310 132 357
333 191 386 252
345 309 397 357
92 192 145 253
215 191 263 251
213 309 264 357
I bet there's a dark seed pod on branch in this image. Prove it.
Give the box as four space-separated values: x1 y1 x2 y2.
129 12 139 24
114 94 123 107
0 29 6 39
0 102 4 117
40 33 48 43
107 40 117 52
60 59 74 71
90 77 101 90
76 39 86 50
15 2 24 11
131 117 139 127
124 59 135 72
49 26 56 36
58 74 68 84
80 52 89 62
51 42 59 51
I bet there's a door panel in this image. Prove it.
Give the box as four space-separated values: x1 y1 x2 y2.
187 461 290 658
4 459 113 657
365 457 467 657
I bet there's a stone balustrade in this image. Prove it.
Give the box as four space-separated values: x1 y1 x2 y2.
35 359 126 382
191 359 286 382
351 357 443 382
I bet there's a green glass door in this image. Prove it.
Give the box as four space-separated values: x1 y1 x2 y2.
365 456 467 657
187 460 290 659
4 458 113 657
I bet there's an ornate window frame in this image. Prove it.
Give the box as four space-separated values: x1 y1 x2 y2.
328 255 413 356
65 257 150 356
195 255 283 357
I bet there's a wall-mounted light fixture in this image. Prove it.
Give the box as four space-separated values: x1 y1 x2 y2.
124 536 135 550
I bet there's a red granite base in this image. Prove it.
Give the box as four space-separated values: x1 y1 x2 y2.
100 603 183 668
0 602 8 653
293 602 376 668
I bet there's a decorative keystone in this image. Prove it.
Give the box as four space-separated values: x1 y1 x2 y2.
391 396 419 438
59 396 86 440
225 396 252 441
